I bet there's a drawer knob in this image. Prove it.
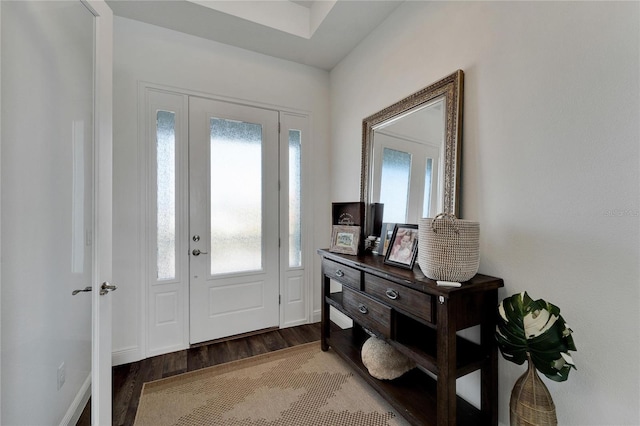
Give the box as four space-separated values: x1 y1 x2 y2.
335 269 345 277
385 289 399 300
358 304 368 314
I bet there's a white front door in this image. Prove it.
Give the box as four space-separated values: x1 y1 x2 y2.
188 97 280 344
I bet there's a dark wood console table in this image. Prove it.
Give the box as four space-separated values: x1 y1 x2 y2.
319 249 504 426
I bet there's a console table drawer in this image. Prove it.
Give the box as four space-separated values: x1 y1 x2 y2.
343 287 392 339
322 258 361 289
364 274 433 324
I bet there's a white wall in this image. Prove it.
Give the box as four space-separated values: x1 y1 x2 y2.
112 17 331 363
330 2 639 425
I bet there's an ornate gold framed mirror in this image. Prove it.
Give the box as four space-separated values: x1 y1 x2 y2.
361 70 463 235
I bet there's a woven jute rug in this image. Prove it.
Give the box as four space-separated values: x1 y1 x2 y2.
134 342 410 426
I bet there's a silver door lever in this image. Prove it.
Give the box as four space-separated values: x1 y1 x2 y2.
192 249 209 256
72 286 92 296
100 282 118 296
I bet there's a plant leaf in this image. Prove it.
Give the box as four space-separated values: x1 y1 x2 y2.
495 291 577 382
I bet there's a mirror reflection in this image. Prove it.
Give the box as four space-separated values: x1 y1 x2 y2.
361 70 463 235
372 98 444 223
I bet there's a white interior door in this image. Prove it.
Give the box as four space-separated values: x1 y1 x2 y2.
0 1 112 424
189 97 279 344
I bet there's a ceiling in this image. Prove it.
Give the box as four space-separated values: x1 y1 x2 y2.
106 0 404 70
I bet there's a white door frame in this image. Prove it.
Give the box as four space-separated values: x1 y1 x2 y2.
84 0 114 424
138 84 313 358
279 112 313 328
0 2 4 420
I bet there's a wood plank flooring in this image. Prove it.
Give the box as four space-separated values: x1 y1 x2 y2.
76 323 321 426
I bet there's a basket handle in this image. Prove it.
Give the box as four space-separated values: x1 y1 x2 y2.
431 212 460 234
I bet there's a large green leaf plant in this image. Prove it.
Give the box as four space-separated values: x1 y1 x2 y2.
496 291 577 382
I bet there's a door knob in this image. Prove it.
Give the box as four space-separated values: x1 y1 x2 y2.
192 249 209 256
100 282 117 296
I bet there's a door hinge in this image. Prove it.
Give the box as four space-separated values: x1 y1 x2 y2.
279 294 282 305
278 122 281 133
279 238 281 248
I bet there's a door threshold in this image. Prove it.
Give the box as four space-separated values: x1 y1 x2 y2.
189 326 280 348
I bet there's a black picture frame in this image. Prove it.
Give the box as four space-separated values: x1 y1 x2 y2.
383 224 419 269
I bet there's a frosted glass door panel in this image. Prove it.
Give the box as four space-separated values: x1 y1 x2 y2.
288 130 302 268
423 158 433 218
380 148 412 223
157 110 177 280
210 118 263 274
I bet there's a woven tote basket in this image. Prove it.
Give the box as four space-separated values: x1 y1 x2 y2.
417 213 479 282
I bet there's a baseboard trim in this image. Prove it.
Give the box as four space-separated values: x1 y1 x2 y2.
59 373 91 426
112 345 142 366
329 306 353 329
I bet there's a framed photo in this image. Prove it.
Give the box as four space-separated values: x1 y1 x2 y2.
332 202 365 253
379 222 396 256
384 224 419 269
329 225 361 255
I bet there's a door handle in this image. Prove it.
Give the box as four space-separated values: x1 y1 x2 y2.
192 249 209 256
100 282 117 296
72 286 92 296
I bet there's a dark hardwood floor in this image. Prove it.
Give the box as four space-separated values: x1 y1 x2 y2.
77 323 321 426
